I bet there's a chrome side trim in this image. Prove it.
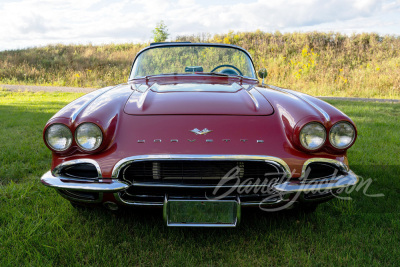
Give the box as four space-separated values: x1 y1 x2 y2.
300 158 349 179
111 154 292 179
267 85 330 121
41 171 129 192
274 170 358 192
52 159 103 178
71 85 117 123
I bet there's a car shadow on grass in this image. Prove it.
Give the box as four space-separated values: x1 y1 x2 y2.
70 202 322 233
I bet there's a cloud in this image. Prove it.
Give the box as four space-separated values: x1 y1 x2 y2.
17 14 55 34
0 0 399 51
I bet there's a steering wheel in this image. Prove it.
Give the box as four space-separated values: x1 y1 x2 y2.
210 64 243 76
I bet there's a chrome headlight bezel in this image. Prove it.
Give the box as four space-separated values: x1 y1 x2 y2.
299 122 327 151
45 123 73 152
329 121 356 149
75 122 103 152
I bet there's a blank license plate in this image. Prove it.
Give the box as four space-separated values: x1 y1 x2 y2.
164 199 240 227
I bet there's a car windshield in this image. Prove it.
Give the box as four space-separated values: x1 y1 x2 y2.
130 45 256 79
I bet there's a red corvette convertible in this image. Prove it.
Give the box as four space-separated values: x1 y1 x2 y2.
41 43 358 227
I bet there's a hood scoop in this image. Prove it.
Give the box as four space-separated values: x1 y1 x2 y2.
124 83 274 116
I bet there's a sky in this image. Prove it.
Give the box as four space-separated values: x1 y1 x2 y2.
0 0 399 51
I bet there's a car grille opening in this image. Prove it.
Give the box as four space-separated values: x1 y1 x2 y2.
60 163 98 179
303 162 345 180
118 160 287 205
121 160 285 185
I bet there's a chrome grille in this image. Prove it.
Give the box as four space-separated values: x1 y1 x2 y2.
121 160 284 184
117 159 287 206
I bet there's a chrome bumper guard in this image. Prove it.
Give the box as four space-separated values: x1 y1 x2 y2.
274 170 358 192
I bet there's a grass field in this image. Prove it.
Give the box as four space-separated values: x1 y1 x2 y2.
0 91 399 265
1 31 399 99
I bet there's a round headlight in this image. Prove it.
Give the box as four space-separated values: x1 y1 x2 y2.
75 123 103 151
299 122 326 150
329 121 355 149
45 124 73 151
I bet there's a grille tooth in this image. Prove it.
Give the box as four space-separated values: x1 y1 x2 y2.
239 162 244 178
153 162 161 180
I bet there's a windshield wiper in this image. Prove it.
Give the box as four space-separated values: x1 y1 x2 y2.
200 72 231 77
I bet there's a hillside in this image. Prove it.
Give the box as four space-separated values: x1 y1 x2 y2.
0 31 399 98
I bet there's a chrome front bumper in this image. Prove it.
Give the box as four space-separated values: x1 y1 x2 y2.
40 169 358 205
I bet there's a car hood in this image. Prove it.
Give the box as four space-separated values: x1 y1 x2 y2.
124 82 274 116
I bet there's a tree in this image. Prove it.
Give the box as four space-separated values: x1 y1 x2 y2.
152 21 169 42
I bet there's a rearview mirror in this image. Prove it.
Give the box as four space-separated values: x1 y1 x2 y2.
258 68 268 79
258 68 268 86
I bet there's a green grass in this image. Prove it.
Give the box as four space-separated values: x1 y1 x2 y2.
0 91 399 265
